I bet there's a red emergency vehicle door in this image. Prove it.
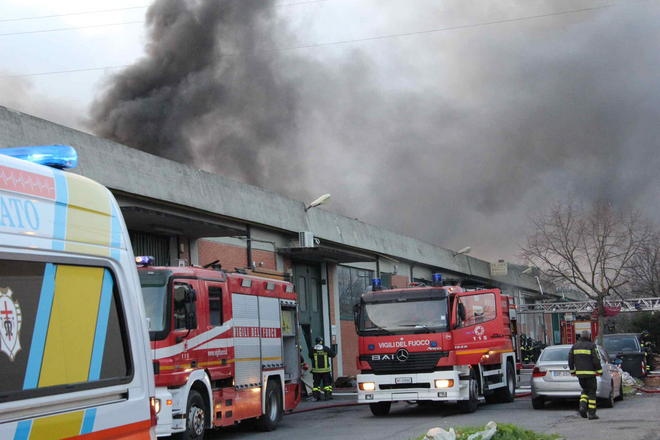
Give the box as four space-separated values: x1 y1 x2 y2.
451 290 502 364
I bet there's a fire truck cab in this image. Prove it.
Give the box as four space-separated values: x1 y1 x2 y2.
136 259 301 438
354 275 517 415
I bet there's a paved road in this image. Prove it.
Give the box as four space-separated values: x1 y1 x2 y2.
206 389 660 440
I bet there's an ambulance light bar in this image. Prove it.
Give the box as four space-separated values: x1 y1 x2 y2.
0 145 78 169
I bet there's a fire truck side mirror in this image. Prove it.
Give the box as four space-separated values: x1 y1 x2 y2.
454 300 466 328
353 303 361 329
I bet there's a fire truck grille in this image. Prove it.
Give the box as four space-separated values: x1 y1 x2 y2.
361 351 449 374
380 383 431 390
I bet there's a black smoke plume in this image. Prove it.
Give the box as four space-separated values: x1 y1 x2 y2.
90 1 660 261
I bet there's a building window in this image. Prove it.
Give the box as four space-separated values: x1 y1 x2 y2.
338 265 373 321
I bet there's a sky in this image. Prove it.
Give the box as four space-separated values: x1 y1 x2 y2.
1 0 659 263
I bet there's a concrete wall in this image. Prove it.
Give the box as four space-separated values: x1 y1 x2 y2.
0 106 545 290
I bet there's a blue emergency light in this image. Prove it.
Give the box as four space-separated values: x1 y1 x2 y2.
135 256 155 266
432 273 443 286
371 278 382 291
0 145 78 169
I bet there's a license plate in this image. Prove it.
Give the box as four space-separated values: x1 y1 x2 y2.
395 377 412 384
552 370 571 377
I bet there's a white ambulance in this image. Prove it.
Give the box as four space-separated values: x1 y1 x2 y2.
0 145 157 439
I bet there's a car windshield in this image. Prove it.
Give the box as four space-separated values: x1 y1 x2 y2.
357 297 449 335
539 346 571 362
603 336 639 353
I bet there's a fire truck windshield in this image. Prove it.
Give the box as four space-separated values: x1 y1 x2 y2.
138 270 170 338
357 297 449 335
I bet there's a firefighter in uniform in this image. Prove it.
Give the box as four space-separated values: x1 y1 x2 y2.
568 331 602 420
640 330 655 373
310 337 335 401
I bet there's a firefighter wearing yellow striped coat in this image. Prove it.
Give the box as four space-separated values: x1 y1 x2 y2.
568 331 603 420
311 337 336 401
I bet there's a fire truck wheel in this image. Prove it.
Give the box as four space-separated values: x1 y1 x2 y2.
457 370 479 413
497 361 516 403
179 390 206 440
369 402 391 416
258 380 283 431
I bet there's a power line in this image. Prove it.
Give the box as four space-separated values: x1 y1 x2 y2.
0 0 327 24
0 5 148 23
0 20 143 37
0 1 639 79
280 2 623 51
2 65 129 78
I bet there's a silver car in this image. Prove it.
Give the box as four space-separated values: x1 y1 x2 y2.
530 344 623 409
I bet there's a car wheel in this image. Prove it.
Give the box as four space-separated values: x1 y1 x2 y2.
600 384 614 408
531 396 545 409
615 380 624 402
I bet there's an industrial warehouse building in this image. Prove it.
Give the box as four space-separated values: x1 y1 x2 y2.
0 105 557 378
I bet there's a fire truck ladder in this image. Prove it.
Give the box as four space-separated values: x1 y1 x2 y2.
517 297 660 314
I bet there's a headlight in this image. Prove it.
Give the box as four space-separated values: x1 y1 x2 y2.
434 379 454 388
359 382 376 391
151 397 161 414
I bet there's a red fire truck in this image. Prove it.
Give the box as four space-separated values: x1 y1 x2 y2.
354 275 517 415
135 257 301 439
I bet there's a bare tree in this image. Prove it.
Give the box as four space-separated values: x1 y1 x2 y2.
625 230 660 297
520 200 654 342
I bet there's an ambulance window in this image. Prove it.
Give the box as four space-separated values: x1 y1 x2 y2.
209 286 223 325
0 259 132 403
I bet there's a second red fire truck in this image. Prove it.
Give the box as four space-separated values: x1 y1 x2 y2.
135 258 301 439
354 275 518 415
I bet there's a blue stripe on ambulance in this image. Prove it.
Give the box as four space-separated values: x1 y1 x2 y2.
13 420 31 440
81 408 97 434
23 263 56 390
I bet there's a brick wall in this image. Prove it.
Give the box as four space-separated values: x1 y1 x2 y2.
197 239 276 270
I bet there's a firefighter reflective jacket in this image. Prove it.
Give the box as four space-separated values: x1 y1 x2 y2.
568 340 603 377
311 344 334 373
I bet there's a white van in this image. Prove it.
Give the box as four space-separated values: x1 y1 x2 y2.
0 145 157 439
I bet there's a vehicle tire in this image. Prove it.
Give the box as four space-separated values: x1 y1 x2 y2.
600 384 614 408
369 402 391 416
176 390 206 440
457 369 479 413
258 380 283 431
495 361 516 403
531 396 545 410
615 381 624 401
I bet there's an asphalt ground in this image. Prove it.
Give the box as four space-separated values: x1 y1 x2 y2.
291 371 660 413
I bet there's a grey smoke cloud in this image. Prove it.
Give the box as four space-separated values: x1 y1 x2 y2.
89 0 660 262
